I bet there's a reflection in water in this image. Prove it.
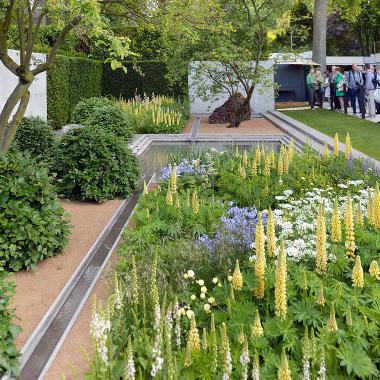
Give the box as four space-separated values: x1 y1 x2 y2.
139 141 283 179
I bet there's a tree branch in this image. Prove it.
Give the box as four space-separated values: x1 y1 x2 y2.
17 6 26 67
32 16 81 75
25 8 47 65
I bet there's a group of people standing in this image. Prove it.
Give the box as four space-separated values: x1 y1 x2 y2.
307 63 380 119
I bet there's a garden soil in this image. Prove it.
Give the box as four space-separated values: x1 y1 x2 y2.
198 117 284 134
13 199 123 351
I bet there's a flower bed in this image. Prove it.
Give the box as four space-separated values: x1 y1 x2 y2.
84 138 380 379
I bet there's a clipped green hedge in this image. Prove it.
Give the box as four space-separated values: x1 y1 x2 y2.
102 61 187 100
47 55 102 129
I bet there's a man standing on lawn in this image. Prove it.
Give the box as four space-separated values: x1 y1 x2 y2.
307 69 318 110
365 63 376 118
346 64 364 117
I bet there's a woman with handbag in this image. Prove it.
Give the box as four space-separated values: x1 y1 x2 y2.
334 67 345 112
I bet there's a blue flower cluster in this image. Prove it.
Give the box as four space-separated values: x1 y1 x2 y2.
198 202 267 253
160 159 196 180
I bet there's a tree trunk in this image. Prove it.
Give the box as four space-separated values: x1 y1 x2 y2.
228 87 254 128
0 79 32 154
312 0 327 73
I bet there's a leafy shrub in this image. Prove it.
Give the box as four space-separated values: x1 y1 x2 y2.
84 104 134 139
10 116 56 160
71 97 114 125
0 153 70 271
54 127 140 202
0 273 21 377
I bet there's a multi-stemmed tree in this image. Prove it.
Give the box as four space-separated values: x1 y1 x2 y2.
0 0 151 154
160 0 287 128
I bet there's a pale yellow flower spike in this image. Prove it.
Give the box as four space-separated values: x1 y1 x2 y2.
254 212 266 299
323 141 329 158
316 204 327 275
356 203 364 227
334 132 339 157
331 197 342 242
284 152 289 174
271 145 276 166
255 143 261 166
192 190 199 214
232 259 243 290
367 191 375 226
243 149 248 166
275 239 287 320
264 155 271 177
374 182 380 229
166 186 173 206
170 165 177 194
266 208 276 257
345 132 351 159
352 255 364 288
288 138 294 161
328 302 338 332
344 193 355 260
346 305 352 326
369 260 380 280
278 155 283 176
188 315 201 352
252 159 257 176
143 180 149 195
317 281 325 306
251 309 264 337
278 348 292 380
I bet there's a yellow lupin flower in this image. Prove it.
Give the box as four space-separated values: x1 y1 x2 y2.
264 155 271 177
275 239 287 320
254 212 266 299
261 144 265 160
367 191 375 226
240 166 246 179
251 310 264 337
192 190 199 214
166 186 173 206
369 260 380 279
323 141 329 158
278 348 292 380
316 204 327 275
184 340 193 367
232 259 243 290
252 159 257 176
328 302 338 332
175 194 180 208
170 165 177 194
345 193 355 260
202 328 207 350
143 180 149 195
356 203 364 227
280 143 285 157
331 197 342 242
288 139 294 161
317 281 325 306
243 149 248 166
188 315 200 351
352 255 364 288
283 152 289 174
235 145 239 158
345 133 352 159
255 143 261 166
346 305 352 326
278 155 283 176
266 208 276 257
334 132 339 156
374 182 380 229
271 146 276 166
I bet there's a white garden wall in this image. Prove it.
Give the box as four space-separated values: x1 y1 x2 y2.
189 60 275 116
0 49 47 120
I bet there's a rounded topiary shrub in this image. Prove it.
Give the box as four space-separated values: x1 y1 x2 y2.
11 116 56 159
54 127 140 203
84 104 134 139
71 97 114 125
0 153 70 271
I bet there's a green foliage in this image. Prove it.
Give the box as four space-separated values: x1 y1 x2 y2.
0 152 70 271
72 98 134 139
0 273 21 377
70 97 114 125
10 116 56 160
102 60 187 100
54 127 140 202
47 55 103 129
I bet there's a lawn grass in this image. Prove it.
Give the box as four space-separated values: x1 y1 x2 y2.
281 109 380 160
